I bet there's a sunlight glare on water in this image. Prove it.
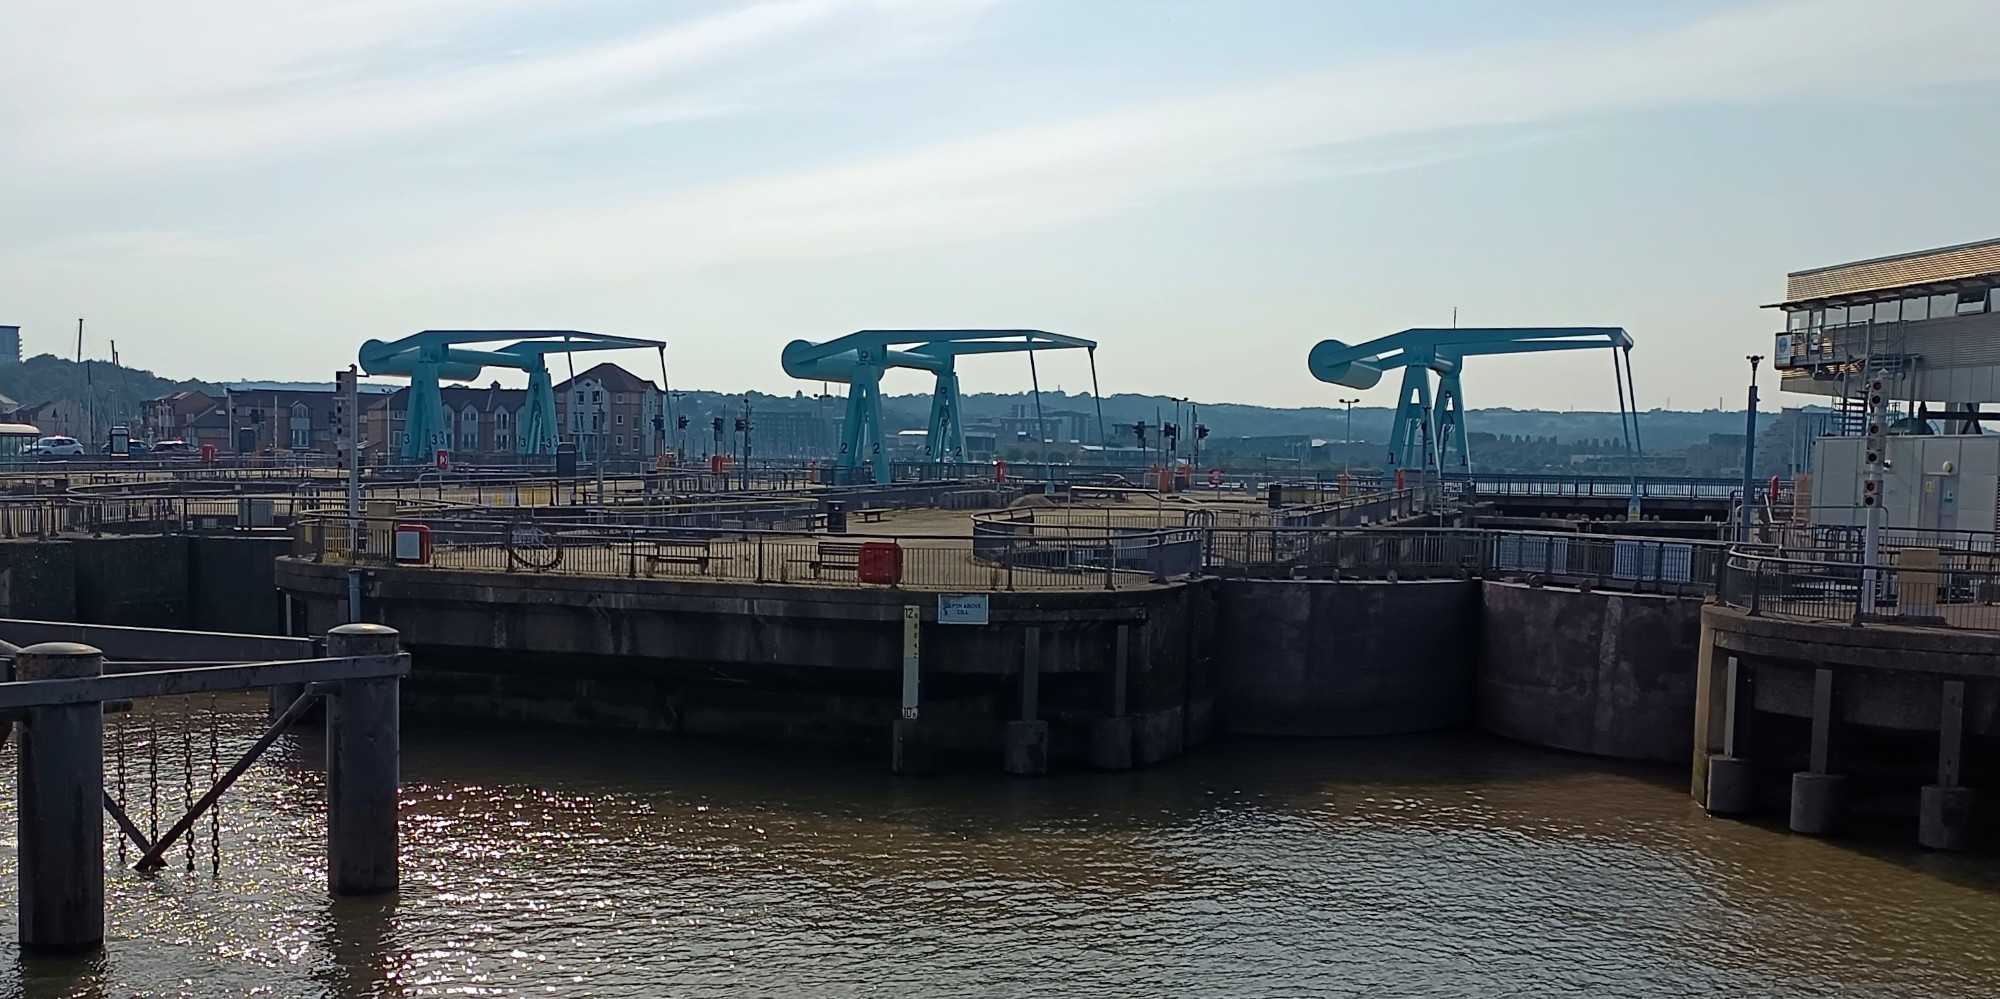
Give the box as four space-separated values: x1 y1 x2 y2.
1 700 1997 998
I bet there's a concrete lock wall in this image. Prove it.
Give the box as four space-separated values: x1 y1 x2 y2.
0 534 291 634
188 536 292 634
72 535 190 628
1478 582 1703 763
0 540 79 621
275 559 1213 767
1212 579 1478 737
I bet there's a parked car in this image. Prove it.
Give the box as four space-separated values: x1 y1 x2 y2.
29 436 84 457
102 440 151 455
150 440 195 456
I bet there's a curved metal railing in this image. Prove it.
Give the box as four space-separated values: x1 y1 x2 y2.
1714 547 2000 631
293 511 1201 591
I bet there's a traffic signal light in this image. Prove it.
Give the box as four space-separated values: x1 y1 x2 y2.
1862 375 1888 508
651 414 665 432
734 418 748 432
1195 424 1209 441
677 415 689 430
711 417 724 436
1132 421 1147 446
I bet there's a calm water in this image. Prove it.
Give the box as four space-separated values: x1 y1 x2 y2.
2 699 1998 998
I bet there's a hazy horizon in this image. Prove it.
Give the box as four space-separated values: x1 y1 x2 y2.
5 0 1998 412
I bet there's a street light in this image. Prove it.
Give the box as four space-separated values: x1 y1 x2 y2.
1739 356 1762 543
1339 398 1359 475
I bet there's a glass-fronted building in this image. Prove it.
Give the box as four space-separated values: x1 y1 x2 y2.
1772 238 2000 422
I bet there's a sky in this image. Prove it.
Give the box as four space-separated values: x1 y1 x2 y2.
4 0 2000 411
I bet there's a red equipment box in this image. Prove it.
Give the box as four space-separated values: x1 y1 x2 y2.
857 542 903 585
393 523 432 564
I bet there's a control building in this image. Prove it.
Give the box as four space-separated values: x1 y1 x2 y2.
1771 239 2000 533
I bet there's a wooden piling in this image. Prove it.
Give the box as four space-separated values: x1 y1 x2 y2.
16 642 105 953
325 624 401 896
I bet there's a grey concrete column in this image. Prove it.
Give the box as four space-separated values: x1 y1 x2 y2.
891 718 934 776
1789 668 1845 836
1005 627 1048 776
1090 624 1133 771
326 624 401 896
1705 655 1757 816
1089 717 1133 770
16 642 105 953
1919 785 1976 851
1920 680 1975 851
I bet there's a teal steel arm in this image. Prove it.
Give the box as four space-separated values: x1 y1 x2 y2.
780 329 1098 484
1307 327 1637 477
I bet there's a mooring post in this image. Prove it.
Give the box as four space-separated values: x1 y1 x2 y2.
16 642 106 953
325 624 401 896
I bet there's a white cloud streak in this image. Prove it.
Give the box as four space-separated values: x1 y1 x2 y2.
347 0 2000 289
0 0 999 169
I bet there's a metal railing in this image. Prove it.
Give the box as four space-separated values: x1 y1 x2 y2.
1716 549 2000 631
298 513 1196 591
297 512 1730 596
1205 527 1729 592
969 488 1425 533
0 493 354 539
1447 473 1741 500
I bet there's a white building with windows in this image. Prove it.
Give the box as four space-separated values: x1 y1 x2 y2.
1772 239 2000 534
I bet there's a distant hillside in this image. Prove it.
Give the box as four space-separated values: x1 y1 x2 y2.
940 391 1789 451
0 354 1799 454
0 354 218 425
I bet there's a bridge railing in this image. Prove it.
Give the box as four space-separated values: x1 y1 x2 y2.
1716 549 2000 631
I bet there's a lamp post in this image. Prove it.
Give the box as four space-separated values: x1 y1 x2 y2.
1340 398 1359 475
1739 356 1762 544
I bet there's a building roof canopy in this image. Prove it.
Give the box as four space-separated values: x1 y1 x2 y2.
1774 237 2000 308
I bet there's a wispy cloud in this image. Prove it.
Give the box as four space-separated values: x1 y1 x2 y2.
353 0 2000 289
0 0 1001 170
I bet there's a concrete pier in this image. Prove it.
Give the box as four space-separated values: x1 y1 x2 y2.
15 643 105 953
1002 721 1049 776
1703 654 1757 816
1090 717 1134 770
1004 628 1048 776
891 718 934 776
1789 772 1846 836
325 624 402 896
277 558 1214 773
1919 785 1977 851
1704 756 1757 816
1789 668 1843 837
1920 679 1973 851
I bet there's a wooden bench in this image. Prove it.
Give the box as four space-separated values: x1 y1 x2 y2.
629 540 714 576
791 541 863 578
857 508 887 524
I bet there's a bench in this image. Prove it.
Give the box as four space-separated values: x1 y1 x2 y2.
629 540 714 576
857 508 887 524
791 541 863 578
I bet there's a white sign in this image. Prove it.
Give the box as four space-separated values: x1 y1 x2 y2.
937 593 990 626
